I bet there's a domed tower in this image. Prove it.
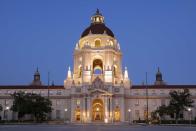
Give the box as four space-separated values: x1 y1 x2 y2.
64 9 130 87
31 68 42 86
64 9 131 123
154 67 165 85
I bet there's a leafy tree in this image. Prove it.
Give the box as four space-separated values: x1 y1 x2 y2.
30 93 52 121
153 89 194 124
0 104 2 112
11 91 28 120
11 91 52 122
0 104 2 120
168 89 194 123
152 105 171 124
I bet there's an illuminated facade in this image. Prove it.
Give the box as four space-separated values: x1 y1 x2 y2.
0 10 196 123
64 9 131 123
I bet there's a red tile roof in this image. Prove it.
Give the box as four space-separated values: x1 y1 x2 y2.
0 85 64 89
132 85 196 89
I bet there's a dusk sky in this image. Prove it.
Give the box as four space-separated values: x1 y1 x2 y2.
0 0 196 85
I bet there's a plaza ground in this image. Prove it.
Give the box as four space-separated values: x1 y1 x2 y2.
0 125 195 131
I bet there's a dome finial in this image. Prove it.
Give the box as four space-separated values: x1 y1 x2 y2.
155 67 166 85
91 9 104 24
96 8 101 15
36 67 39 72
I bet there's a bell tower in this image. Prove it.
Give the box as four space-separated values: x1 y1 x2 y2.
31 68 42 86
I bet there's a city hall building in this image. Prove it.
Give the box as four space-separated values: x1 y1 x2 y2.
0 10 196 123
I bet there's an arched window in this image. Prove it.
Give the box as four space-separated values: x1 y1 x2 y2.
95 40 101 47
109 40 113 46
93 59 103 74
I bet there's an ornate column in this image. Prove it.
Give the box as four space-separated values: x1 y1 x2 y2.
104 95 108 122
110 96 113 123
70 98 75 122
120 97 125 122
87 96 91 122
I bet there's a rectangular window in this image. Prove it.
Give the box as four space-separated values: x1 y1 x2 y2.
56 110 61 119
49 91 54 95
134 90 139 95
76 99 80 105
160 90 164 95
75 88 81 93
32 91 37 94
180 113 183 119
5 100 9 106
41 91 45 95
56 100 61 105
153 100 157 106
152 90 156 95
57 90 62 95
144 110 147 120
135 99 139 106
4 110 8 119
114 88 120 92
135 110 140 119
161 99 165 105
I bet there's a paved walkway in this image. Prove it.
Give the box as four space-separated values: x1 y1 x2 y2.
0 125 195 131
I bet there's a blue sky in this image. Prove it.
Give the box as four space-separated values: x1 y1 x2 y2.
0 0 196 85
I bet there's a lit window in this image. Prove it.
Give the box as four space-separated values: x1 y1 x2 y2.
95 40 101 47
56 100 61 105
96 17 99 22
109 40 113 46
76 99 80 105
135 99 139 106
5 100 9 105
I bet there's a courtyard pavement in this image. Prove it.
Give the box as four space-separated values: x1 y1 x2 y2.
0 125 195 131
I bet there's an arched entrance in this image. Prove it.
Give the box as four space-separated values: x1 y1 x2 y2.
114 106 120 122
92 99 104 121
75 108 81 121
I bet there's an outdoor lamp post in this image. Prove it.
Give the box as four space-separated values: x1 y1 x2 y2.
128 109 131 124
5 106 10 121
64 108 68 123
187 107 192 126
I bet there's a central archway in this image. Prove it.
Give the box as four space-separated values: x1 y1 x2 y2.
92 99 104 121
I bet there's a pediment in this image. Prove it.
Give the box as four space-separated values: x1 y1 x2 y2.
89 88 112 96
